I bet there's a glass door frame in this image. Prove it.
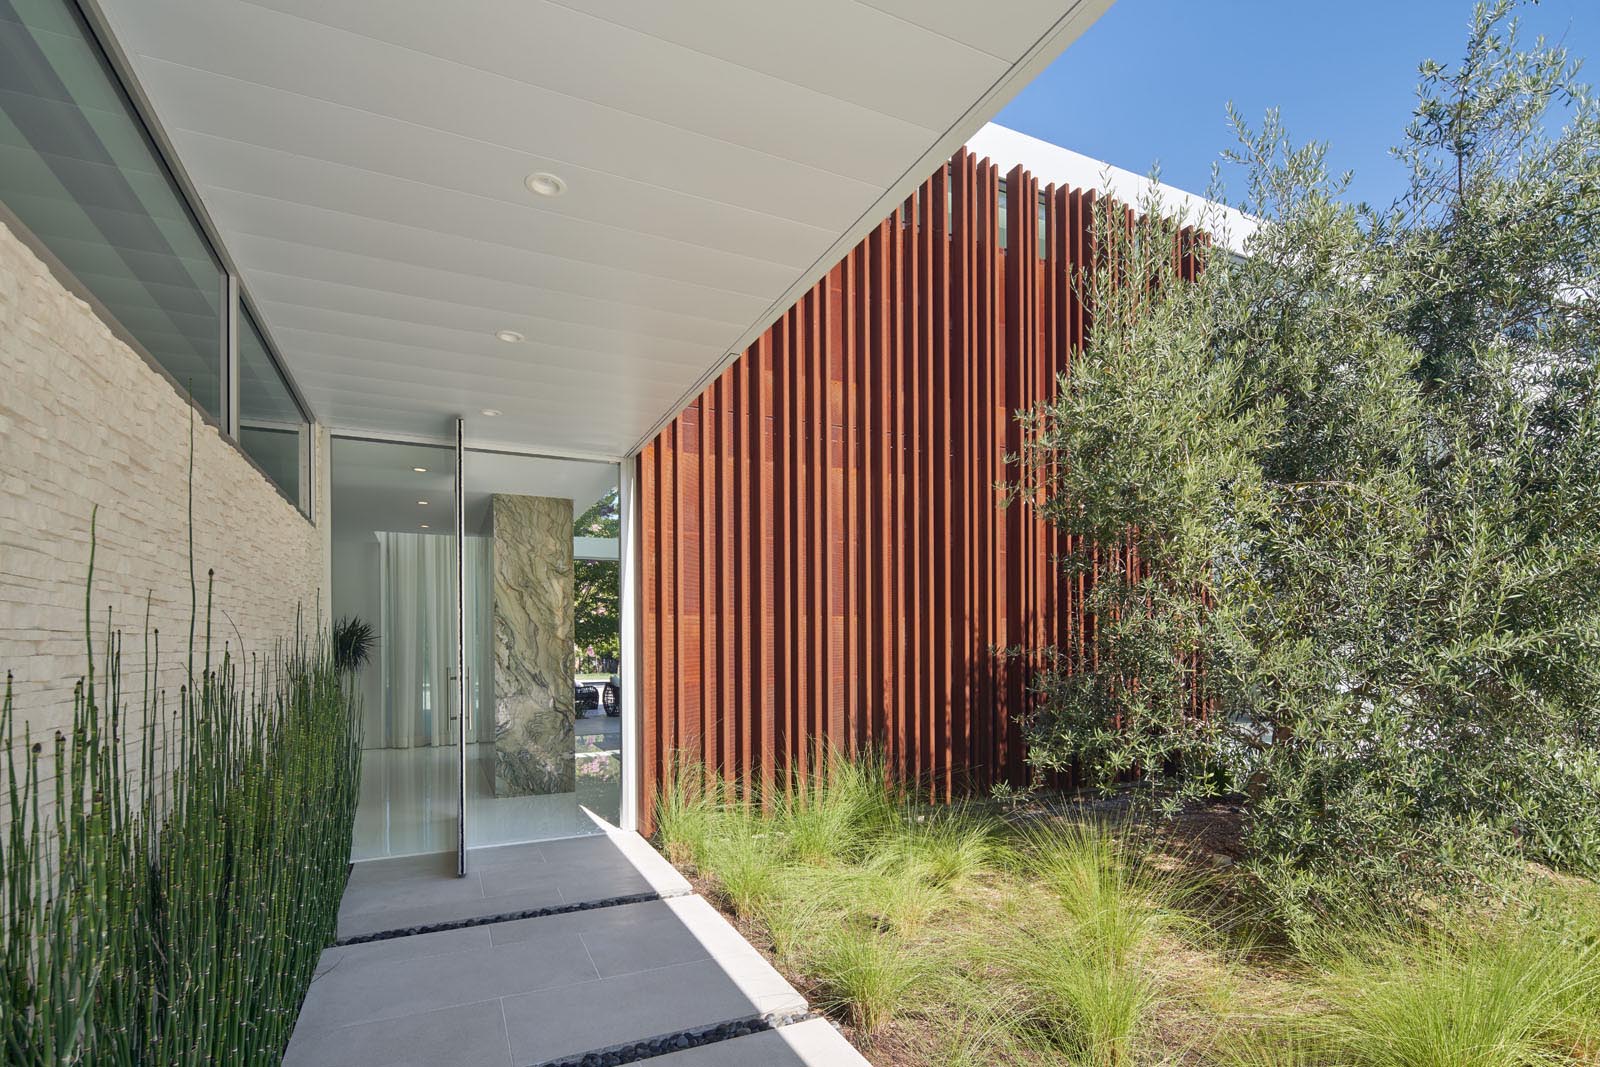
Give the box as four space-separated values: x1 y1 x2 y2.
328 429 464 864
616 458 640 835
450 425 635 874
453 416 468 876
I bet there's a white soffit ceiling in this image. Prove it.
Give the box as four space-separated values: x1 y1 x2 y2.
90 0 1113 459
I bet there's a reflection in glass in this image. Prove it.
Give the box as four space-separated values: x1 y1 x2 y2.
461 451 621 847
0 0 224 416
573 489 622 821
331 439 625 860
238 305 307 507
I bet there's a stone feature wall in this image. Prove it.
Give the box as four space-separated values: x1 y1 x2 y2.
0 218 326 741
491 494 574 796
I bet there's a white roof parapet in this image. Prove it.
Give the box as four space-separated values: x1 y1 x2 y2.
966 123 1258 256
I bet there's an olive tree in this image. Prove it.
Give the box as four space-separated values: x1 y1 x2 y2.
1015 1 1600 932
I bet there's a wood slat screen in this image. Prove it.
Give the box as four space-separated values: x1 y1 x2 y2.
637 150 1193 828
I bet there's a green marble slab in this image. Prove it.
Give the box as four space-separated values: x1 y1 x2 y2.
492 494 575 796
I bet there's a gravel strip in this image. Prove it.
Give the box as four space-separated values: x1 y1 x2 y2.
335 889 693 946
527 1009 819 1067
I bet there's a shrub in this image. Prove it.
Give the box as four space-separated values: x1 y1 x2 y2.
1014 0 1600 927
1520 748 1600 878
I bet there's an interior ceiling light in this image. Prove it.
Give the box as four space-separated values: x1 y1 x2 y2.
417 500 429 506
524 171 566 197
481 408 502 417
496 329 524 343
419 524 430 529
413 466 428 473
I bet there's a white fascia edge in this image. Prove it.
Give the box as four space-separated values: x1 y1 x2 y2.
966 122 1259 256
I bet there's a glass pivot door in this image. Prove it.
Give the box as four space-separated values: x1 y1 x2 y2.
335 422 624 871
454 441 623 867
330 432 463 867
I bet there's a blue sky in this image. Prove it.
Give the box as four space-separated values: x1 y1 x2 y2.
997 0 1600 210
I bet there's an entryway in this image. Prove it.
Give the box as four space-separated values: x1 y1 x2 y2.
330 424 628 870
311 421 865 1063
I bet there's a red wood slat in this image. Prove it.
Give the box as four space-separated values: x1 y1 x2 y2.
633 154 1175 829
896 206 908 777
930 160 951 798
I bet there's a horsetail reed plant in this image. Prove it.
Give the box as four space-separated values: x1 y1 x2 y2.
1 509 360 1065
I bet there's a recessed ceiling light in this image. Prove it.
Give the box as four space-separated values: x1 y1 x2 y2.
524 171 566 197
417 500 429 506
413 466 428 473
481 408 502 417
419 524 430 529
496 329 525 344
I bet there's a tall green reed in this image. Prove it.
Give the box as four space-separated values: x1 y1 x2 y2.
2 509 360 1065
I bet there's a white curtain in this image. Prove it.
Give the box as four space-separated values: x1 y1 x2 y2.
373 531 496 749
377 532 456 748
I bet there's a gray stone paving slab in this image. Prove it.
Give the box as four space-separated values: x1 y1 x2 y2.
646 1019 872 1067
470 840 551 867
284 997 511 1067
335 875 568 940
294 927 599 1035
335 831 686 939
288 830 854 1067
502 957 804 1066
315 925 491 976
488 898 711 977
476 853 650 901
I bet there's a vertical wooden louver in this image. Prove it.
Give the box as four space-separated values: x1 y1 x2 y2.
638 150 1199 829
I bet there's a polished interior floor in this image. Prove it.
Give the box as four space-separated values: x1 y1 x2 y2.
352 717 622 861
287 831 871 1067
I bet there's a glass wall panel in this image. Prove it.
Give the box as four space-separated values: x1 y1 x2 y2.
461 450 621 848
0 0 224 417
331 436 460 861
238 305 307 508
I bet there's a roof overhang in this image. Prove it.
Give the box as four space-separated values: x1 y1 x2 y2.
89 0 1115 460
966 123 1259 255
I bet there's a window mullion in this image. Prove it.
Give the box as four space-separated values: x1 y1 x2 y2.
224 273 241 440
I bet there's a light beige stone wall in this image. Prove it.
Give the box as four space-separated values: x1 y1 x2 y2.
0 217 328 742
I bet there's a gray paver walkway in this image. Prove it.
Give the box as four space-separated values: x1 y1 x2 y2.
286 827 869 1066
